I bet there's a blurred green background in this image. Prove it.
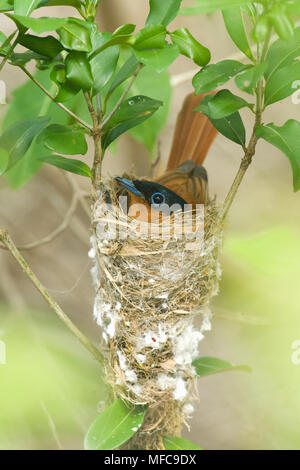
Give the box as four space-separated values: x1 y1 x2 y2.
1 0 300 450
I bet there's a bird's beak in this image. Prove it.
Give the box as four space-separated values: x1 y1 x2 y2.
114 177 143 198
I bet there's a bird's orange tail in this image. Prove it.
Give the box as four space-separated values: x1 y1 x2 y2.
166 92 218 171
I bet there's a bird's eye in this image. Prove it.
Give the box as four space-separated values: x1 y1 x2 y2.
151 192 165 205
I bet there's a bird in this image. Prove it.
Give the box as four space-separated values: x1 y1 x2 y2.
115 92 218 222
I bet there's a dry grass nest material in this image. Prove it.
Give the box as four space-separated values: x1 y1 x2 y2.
90 178 224 409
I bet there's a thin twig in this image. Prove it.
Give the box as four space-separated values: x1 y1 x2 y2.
19 65 93 131
0 229 105 366
0 173 79 251
100 64 143 130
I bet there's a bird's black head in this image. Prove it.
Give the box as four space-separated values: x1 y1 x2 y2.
115 177 187 213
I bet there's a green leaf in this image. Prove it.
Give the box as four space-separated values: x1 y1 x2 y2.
256 121 300 191
106 55 140 101
102 95 162 150
0 117 50 171
90 32 120 93
58 18 93 52
264 61 300 106
134 44 179 72
210 112 246 147
37 124 87 155
264 27 300 82
134 24 167 51
7 14 68 34
0 148 9 176
235 62 267 95
163 436 202 450
65 51 93 91
0 31 6 46
2 69 73 188
105 60 172 154
222 7 254 61
193 60 250 94
170 27 210 66
252 15 270 42
88 34 135 61
18 34 63 58
269 4 294 41
39 154 92 178
0 1 14 12
193 356 252 377
112 24 136 37
84 399 146 450
14 0 41 16
146 0 183 26
195 89 251 119
180 0 250 15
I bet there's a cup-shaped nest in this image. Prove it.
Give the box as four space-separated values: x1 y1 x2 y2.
90 180 223 411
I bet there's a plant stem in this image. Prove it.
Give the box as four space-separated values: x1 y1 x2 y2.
221 33 270 222
0 229 105 366
19 65 93 131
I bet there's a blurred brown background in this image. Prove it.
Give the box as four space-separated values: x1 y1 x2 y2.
1 1 300 450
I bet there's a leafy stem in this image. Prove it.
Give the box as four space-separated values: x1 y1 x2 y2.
221 32 271 222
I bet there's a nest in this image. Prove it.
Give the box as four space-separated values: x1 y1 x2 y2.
90 179 223 446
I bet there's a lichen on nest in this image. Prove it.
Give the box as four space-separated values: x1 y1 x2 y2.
90 178 223 437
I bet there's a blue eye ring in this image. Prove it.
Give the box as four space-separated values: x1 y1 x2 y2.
151 192 165 206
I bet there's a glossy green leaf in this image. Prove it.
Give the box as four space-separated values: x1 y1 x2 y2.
256 120 300 191
0 32 6 45
18 34 63 58
222 7 254 61
50 65 79 102
235 62 267 95
106 55 140 101
146 0 182 26
102 95 162 150
90 32 120 93
195 89 251 119
163 436 202 450
84 399 146 450
7 14 68 34
39 154 92 178
180 0 250 15
58 18 93 52
210 112 246 147
65 51 93 91
134 24 166 51
134 44 179 72
14 0 41 16
37 124 88 155
170 27 210 66
88 34 134 61
0 117 50 171
193 60 250 93
2 69 74 188
264 27 300 81
106 60 171 154
252 16 270 42
0 148 9 176
264 61 300 106
193 356 252 377
112 24 135 37
269 4 294 41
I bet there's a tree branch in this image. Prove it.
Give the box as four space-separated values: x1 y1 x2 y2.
0 229 105 366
